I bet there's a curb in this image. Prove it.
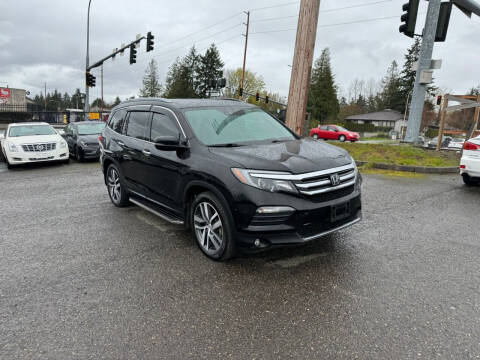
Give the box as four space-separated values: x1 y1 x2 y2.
355 161 459 174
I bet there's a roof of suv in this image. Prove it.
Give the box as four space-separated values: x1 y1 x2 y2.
115 98 257 110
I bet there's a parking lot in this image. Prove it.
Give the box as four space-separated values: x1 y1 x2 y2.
1 160 479 359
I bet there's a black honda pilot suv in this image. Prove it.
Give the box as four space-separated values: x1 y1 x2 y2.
100 98 362 260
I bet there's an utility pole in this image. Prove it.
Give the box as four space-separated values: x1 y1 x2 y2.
44 82 47 111
436 95 448 150
285 0 321 135
101 64 104 114
405 0 442 143
240 11 250 97
85 0 92 113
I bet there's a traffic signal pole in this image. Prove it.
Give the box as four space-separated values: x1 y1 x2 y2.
405 0 442 143
85 0 92 113
285 0 321 135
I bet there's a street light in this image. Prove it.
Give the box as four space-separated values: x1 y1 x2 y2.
85 0 92 113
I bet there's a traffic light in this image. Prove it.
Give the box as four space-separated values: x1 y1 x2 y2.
86 72 96 87
399 0 419 38
239 88 243 97
437 95 442 106
146 31 154 52
129 44 137 64
435 2 453 42
255 92 260 101
265 95 269 104
217 78 226 89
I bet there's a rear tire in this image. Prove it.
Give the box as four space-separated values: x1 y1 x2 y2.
339 135 346 142
462 174 476 186
190 191 236 261
106 164 129 207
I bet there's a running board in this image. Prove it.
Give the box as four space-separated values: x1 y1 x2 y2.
130 197 184 225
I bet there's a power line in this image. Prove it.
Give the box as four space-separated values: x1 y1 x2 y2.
158 12 243 49
250 14 414 34
159 22 242 57
250 1 300 12
251 0 396 24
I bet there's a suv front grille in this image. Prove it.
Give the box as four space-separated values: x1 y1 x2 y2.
250 163 357 199
22 143 56 152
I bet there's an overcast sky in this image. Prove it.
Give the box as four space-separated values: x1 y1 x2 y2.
0 0 479 104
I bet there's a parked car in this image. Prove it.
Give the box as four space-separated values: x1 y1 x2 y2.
460 135 480 185
425 136 452 149
100 99 362 260
310 125 360 142
1 122 69 169
64 121 105 161
448 138 465 150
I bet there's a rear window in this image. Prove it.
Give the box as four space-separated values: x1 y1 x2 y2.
108 109 127 134
125 112 150 141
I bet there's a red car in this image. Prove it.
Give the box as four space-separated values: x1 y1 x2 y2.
310 125 360 142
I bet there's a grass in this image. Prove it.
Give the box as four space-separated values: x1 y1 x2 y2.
358 165 425 178
334 142 460 167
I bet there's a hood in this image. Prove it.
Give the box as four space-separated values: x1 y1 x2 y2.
208 138 352 174
78 134 101 143
7 134 63 145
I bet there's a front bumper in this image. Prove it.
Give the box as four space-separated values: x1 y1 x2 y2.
230 180 362 252
5 149 69 164
79 145 101 159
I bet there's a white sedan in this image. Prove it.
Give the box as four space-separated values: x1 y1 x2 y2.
460 135 480 185
1 122 69 169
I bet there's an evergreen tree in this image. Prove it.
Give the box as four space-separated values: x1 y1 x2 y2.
113 96 121 106
307 48 339 123
378 61 403 112
71 88 83 109
139 59 163 97
164 47 201 98
196 43 224 98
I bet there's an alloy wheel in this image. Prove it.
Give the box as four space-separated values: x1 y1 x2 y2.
107 167 121 204
193 201 224 255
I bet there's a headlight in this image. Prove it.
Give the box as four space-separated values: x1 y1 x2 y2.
231 168 298 194
7 142 18 152
59 141 67 148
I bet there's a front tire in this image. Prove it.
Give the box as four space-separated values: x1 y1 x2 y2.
313 134 319 140
106 164 129 207
339 135 346 142
190 191 236 261
75 147 83 162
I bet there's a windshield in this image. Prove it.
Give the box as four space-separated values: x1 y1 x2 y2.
77 123 105 135
183 106 296 146
8 125 57 137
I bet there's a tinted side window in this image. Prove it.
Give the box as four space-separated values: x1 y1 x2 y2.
150 112 180 141
108 109 127 134
126 111 150 140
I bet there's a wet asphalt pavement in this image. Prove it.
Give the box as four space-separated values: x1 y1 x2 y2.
0 160 479 359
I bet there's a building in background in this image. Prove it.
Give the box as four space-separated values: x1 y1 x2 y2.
345 109 407 134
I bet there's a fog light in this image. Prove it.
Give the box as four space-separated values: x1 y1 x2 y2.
256 206 295 214
254 239 261 247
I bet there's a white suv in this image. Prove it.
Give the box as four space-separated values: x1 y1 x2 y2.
460 135 480 185
1 122 69 169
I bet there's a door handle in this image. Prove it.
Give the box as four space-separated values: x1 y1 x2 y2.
142 149 151 156
117 140 125 146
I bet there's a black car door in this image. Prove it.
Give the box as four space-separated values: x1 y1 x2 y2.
120 109 152 194
140 107 187 212
65 124 75 152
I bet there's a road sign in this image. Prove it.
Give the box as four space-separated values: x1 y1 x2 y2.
89 112 100 120
419 70 433 84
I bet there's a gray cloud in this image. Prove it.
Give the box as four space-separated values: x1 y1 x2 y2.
1 0 479 104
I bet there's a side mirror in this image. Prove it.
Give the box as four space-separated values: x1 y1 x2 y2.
154 135 187 151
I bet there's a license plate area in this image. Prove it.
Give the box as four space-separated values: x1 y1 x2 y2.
330 201 350 222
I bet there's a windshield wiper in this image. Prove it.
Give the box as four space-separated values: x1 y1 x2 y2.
208 143 243 148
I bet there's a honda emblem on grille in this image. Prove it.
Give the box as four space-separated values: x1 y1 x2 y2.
330 173 340 186
36 144 44 151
